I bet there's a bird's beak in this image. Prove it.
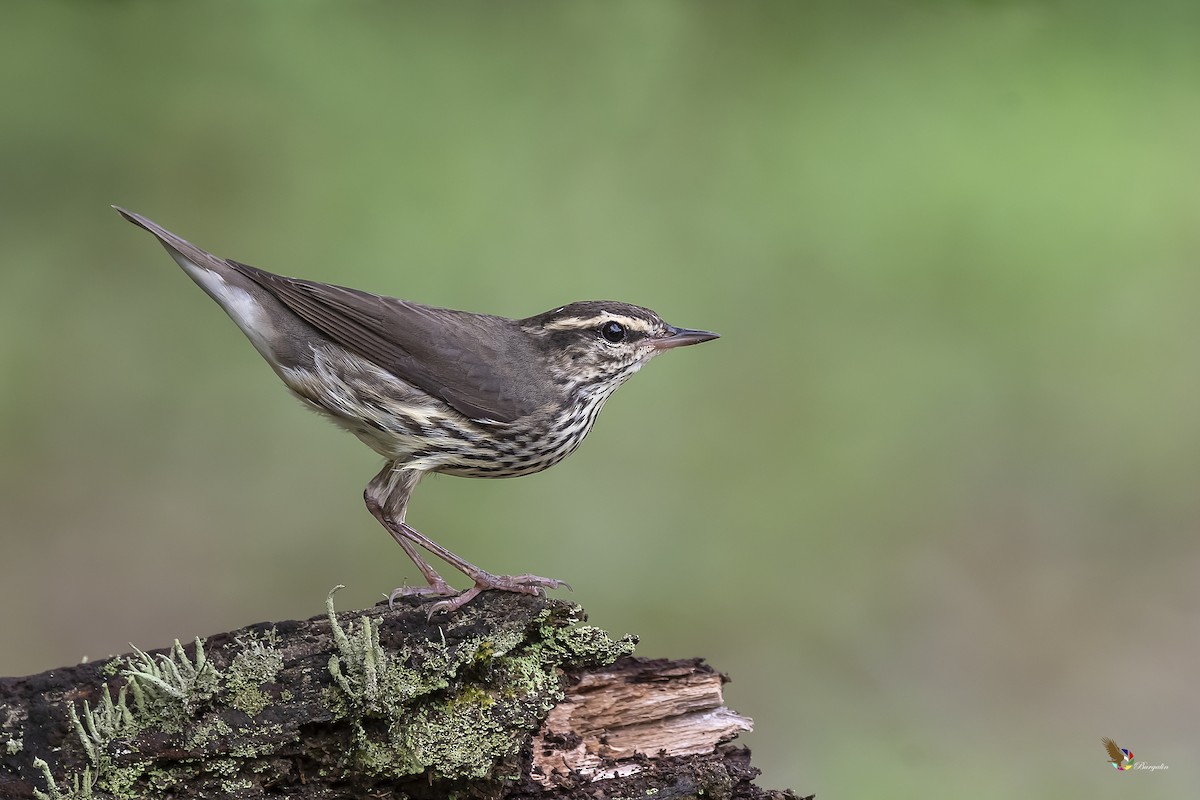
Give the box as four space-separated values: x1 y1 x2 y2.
652 326 720 350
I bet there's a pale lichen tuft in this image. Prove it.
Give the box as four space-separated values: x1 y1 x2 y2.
225 632 283 716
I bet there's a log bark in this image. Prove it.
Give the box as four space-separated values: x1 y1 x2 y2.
0 590 803 799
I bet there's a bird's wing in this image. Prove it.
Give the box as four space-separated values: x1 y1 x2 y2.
227 261 553 423
1102 737 1123 763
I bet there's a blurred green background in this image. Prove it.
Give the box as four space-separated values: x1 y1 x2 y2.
2 2 1197 797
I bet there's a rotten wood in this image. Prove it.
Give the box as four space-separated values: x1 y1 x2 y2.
533 658 754 785
0 592 801 799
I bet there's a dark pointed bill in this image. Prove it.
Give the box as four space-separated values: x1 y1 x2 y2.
653 326 720 350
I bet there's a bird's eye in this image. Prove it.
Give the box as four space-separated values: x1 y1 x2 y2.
599 321 627 344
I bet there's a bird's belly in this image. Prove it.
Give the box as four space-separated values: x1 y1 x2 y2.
284 377 590 477
280 350 599 477
433 424 589 479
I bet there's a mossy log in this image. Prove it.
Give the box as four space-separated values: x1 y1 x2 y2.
0 590 800 799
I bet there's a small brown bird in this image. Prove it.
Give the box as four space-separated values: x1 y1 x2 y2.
116 208 718 613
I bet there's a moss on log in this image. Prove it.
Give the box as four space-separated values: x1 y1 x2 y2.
0 590 800 800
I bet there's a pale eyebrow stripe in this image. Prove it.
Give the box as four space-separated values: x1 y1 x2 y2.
541 314 656 333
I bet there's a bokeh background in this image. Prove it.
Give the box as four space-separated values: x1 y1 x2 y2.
2 2 1197 797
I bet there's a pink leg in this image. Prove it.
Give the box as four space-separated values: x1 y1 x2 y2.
365 463 568 614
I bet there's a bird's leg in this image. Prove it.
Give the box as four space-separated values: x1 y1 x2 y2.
394 521 570 614
365 462 568 614
364 463 458 603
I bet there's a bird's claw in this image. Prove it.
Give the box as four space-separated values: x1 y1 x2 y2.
387 581 459 610
421 572 571 616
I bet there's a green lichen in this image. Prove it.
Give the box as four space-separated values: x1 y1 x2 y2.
52 680 142 798
184 716 232 751
386 646 562 780
32 756 94 800
542 622 639 664
229 722 284 759
34 589 637 798
324 587 637 783
224 633 283 716
123 638 219 731
326 586 453 719
5 736 21 755
93 761 152 799
30 638 223 799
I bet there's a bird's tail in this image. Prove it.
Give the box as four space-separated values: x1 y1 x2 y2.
113 206 284 365
112 206 237 280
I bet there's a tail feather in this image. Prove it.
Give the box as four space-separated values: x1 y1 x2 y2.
114 206 282 362
112 206 234 278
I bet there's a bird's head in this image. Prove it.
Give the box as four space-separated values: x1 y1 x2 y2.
521 301 718 399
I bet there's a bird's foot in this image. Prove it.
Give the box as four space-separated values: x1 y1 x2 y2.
424 572 571 616
387 579 459 610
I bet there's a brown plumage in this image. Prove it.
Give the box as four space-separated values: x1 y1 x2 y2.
227 260 559 423
115 207 718 613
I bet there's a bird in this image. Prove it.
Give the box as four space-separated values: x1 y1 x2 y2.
114 207 718 613
1102 737 1133 770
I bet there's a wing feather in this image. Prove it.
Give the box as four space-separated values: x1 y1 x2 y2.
227 261 553 423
